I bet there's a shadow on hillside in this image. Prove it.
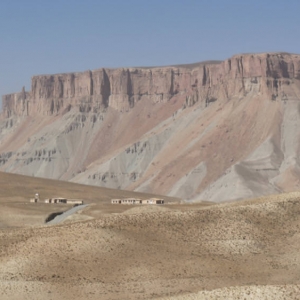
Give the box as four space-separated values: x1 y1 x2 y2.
45 211 64 223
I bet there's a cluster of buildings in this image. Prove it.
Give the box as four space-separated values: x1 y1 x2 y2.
111 198 164 205
30 194 164 206
29 194 83 205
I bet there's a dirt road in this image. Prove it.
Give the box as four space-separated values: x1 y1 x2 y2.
46 204 89 225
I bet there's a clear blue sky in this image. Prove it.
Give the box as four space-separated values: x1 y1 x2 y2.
0 0 299 99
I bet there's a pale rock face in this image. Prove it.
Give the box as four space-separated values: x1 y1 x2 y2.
1 52 300 202
3 53 300 117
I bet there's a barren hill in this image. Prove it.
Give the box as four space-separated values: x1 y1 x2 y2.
1 183 300 299
1 52 300 201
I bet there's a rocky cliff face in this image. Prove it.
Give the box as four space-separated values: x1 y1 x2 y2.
4 53 300 117
1 52 300 202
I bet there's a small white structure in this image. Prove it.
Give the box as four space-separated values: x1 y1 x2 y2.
45 197 67 204
111 199 121 204
121 198 142 205
111 198 142 204
44 197 83 205
29 193 40 203
142 198 164 205
66 199 84 205
111 197 164 205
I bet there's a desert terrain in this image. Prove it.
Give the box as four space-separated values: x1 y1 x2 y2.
1 52 300 299
0 172 300 299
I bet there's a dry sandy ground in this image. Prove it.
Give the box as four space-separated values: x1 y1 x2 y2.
1 186 300 299
159 284 300 299
0 171 179 228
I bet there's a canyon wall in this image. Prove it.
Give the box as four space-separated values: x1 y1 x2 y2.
3 53 300 118
1 52 300 202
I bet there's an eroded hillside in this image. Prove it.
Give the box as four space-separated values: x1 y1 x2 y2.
1 52 300 201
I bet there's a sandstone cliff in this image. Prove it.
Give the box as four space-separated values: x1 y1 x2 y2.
4 52 300 117
1 52 300 202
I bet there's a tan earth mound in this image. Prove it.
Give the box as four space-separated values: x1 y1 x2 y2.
1 189 300 299
122 204 172 214
159 284 300 300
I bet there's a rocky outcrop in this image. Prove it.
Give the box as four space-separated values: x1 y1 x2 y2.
2 86 30 118
3 53 300 117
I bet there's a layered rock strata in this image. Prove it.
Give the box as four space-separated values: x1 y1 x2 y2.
3 53 300 117
1 52 300 202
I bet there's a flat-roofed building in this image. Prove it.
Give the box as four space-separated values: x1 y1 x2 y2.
111 199 121 204
142 198 164 205
111 198 163 205
44 198 83 205
66 199 84 205
121 198 142 204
